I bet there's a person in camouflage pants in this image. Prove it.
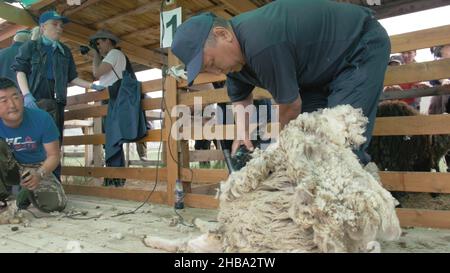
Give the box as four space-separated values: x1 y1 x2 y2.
0 77 66 213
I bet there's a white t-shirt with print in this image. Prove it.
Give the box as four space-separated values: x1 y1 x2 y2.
99 49 126 87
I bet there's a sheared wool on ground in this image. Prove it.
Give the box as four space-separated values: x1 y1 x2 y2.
0 202 23 225
144 105 401 253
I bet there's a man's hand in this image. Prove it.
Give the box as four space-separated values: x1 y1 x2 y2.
231 138 254 155
87 46 99 57
23 93 39 109
20 172 40 191
278 96 302 129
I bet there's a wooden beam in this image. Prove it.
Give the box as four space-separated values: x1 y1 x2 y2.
62 166 167 181
384 58 450 86
390 24 450 53
372 0 450 20
0 2 37 27
380 172 450 193
76 61 92 72
165 49 180 207
62 129 164 145
95 1 161 29
64 97 162 120
189 150 224 162
119 26 160 42
373 113 450 136
66 89 108 106
65 103 93 111
64 119 93 129
119 3 228 43
184 193 219 209
219 0 257 14
63 184 168 205
62 0 103 16
63 184 219 209
396 208 450 229
64 104 107 120
66 79 162 106
146 110 164 120
182 59 450 89
178 87 271 106
0 24 28 43
0 2 165 66
181 140 191 193
57 113 443 143
128 160 162 166
380 84 450 101
181 168 228 183
63 152 84 158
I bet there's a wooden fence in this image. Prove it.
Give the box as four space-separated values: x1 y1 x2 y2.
61 24 450 229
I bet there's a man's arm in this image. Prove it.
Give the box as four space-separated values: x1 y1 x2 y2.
20 140 60 190
67 48 95 89
231 93 254 154
16 71 31 96
70 77 93 89
278 96 302 129
92 50 114 78
40 140 61 175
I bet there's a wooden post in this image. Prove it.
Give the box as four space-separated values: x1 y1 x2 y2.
164 49 180 207
92 103 103 167
161 143 167 166
125 143 130 167
181 140 192 193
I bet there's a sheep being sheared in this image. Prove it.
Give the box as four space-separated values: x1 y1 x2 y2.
144 105 401 253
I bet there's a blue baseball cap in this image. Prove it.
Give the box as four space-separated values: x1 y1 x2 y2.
39 10 69 25
171 12 216 86
15 29 31 35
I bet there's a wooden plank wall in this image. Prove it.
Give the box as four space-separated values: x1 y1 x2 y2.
62 24 450 229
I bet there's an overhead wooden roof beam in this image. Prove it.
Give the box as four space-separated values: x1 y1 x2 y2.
219 0 257 14
118 3 228 45
61 0 104 16
94 1 161 29
0 24 28 43
0 2 36 26
0 2 166 67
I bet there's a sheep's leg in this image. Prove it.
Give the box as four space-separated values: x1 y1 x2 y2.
193 218 220 233
186 233 223 253
143 236 188 252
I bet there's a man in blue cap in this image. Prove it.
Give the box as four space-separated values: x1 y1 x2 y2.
12 10 103 142
171 0 391 165
12 10 104 180
0 29 31 88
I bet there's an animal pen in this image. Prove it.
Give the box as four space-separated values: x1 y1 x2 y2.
1 0 450 252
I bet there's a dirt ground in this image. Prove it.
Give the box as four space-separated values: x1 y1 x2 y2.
0 194 449 253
